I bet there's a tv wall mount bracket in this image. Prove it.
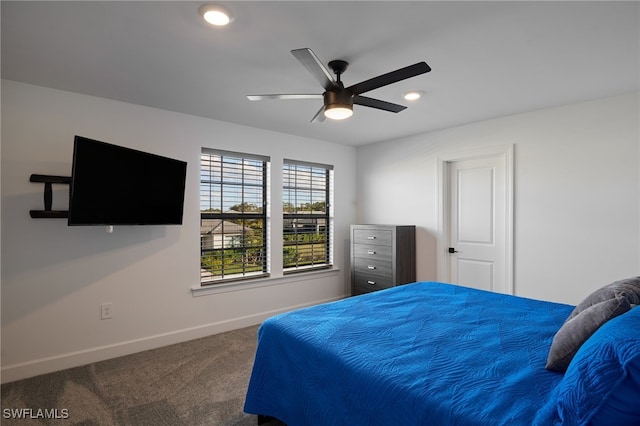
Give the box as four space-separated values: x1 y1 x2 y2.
29 174 71 219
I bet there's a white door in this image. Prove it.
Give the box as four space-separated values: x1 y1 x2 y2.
438 146 513 294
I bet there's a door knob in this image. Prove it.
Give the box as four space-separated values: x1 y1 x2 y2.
448 247 459 254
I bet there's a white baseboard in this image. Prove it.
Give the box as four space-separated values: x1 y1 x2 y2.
1 295 345 384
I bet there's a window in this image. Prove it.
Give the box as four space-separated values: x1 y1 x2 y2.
200 149 269 284
283 160 333 273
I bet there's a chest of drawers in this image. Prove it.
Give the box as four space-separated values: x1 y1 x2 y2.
350 224 416 295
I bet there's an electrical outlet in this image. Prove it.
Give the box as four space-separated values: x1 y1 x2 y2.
101 303 113 320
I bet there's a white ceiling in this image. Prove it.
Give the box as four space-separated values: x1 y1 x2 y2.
2 1 639 146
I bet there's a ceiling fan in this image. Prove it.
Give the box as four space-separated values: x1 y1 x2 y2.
247 48 431 122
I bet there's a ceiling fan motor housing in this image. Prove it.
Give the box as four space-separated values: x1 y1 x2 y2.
324 88 353 108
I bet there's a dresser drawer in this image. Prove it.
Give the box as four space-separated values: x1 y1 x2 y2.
353 229 393 246
354 274 393 294
353 243 392 262
353 257 393 278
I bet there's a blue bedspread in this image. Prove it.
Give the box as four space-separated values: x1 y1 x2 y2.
244 282 574 425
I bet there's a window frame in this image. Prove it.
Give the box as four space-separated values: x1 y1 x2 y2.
282 159 334 274
200 148 270 285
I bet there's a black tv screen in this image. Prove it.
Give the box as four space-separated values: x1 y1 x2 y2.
68 136 187 226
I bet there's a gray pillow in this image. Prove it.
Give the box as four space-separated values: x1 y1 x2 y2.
568 276 640 320
545 276 640 372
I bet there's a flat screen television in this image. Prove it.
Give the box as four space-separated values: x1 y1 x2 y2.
68 136 187 226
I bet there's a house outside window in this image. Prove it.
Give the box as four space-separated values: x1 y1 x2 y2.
200 149 269 284
283 159 333 273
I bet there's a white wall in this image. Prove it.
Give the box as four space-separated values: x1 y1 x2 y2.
356 94 640 304
3 80 638 383
1 80 357 382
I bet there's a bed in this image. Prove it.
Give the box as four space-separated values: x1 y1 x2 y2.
244 281 640 425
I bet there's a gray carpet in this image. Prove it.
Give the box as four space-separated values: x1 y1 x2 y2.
1 325 284 425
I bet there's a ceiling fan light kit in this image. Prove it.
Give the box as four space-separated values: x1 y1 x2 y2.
324 89 354 120
247 48 431 122
199 4 234 26
324 106 353 120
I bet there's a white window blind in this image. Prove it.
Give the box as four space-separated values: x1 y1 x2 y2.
200 149 269 284
283 159 333 273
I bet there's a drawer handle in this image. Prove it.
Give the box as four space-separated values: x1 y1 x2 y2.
367 265 376 270
367 250 376 255
367 236 376 240
367 280 376 286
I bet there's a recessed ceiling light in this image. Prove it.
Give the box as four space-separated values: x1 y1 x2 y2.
403 90 423 101
199 4 234 27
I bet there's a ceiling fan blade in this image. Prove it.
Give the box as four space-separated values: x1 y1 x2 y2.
354 95 407 113
247 94 323 101
348 62 431 95
310 105 326 123
291 48 338 91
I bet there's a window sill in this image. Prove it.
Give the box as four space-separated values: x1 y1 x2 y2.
191 267 341 297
